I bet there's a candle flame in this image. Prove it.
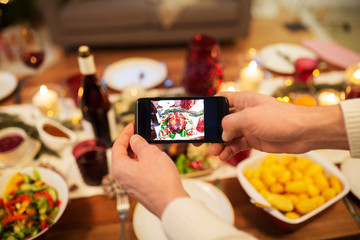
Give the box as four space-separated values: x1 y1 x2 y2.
227 86 236 92
353 69 360 79
248 61 257 73
327 93 336 103
39 85 48 96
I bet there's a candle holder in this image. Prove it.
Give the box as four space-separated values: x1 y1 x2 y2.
30 83 64 118
345 62 360 99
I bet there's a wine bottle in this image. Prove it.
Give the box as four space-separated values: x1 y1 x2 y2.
77 45 113 148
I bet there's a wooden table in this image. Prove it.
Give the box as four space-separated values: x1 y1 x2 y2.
1 10 360 239
37 178 360 240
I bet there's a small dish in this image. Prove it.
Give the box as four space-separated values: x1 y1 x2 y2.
0 127 41 168
36 118 77 152
237 151 350 231
133 179 234 240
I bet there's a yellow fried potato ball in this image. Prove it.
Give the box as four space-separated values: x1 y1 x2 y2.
322 188 337 202
285 212 301 219
295 198 318 215
285 181 307 194
267 193 294 212
329 175 342 194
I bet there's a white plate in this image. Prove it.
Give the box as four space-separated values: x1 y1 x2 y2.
0 167 69 240
341 157 360 200
0 71 17 101
237 151 350 226
133 179 234 240
259 43 318 74
103 57 167 91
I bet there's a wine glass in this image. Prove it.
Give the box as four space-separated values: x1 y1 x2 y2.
18 27 45 74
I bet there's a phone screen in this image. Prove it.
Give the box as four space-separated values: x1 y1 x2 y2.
135 97 229 143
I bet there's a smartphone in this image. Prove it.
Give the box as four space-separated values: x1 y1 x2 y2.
135 96 229 143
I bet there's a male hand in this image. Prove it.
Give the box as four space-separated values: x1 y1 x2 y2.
111 123 189 218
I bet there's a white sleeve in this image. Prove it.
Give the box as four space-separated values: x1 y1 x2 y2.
340 99 360 158
161 197 257 240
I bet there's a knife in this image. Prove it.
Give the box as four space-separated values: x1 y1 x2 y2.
343 195 360 228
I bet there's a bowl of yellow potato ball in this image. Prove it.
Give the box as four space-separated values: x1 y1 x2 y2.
237 151 350 231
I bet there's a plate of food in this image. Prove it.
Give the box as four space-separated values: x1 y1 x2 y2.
237 151 349 231
103 57 167 91
133 179 234 240
160 143 220 178
0 71 17 101
259 43 318 74
0 167 69 239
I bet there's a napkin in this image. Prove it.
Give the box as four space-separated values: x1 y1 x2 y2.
302 39 360 69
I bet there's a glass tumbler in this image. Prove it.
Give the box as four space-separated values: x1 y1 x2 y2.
73 139 109 186
183 34 223 96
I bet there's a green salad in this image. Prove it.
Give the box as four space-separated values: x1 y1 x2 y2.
0 169 60 240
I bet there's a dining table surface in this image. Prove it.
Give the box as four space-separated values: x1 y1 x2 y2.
1 13 360 239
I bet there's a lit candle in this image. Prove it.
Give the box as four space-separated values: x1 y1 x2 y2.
219 81 240 92
240 60 264 91
122 83 145 108
345 63 360 99
317 89 341 106
32 85 59 117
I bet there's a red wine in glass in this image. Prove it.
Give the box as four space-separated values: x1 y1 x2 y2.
21 50 44 69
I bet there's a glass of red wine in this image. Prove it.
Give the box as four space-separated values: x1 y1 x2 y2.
19 27 45 74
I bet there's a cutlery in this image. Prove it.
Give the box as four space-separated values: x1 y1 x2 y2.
343 195 360 228
116 192 130 240
14 78 26 104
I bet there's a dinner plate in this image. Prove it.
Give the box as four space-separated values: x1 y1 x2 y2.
103 57 167 91
0 71 17 101
259 43 318 74
341 157 360 200
133 179 234 240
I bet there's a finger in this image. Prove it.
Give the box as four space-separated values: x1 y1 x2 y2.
210 143 224 156
221 112 248 142
216 91 237 108
112 122 135 157
130 134 158 159
218 138 249 161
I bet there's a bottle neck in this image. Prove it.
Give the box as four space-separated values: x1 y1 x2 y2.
78 55 96 75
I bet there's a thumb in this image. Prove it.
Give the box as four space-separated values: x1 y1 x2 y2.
130 134 149 157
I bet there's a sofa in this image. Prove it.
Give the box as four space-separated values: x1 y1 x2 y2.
38 0 252 49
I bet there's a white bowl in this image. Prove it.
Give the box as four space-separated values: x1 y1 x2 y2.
0 127 41 168
36 118 77 152
236 151 350 231
0 167 69 239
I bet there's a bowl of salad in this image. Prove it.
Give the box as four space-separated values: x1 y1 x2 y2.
0 167 69 239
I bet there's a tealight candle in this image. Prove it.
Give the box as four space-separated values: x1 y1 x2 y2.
317 89 341 106
240 60 264 91
32 85 60 117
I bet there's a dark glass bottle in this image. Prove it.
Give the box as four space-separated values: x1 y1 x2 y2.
77 45 112 148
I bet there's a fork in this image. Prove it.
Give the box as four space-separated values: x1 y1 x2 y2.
116 192 130 240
